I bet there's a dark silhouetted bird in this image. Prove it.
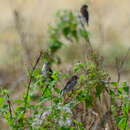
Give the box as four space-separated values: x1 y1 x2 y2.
41 62 53 79
61 75 78 94
80 5 89 25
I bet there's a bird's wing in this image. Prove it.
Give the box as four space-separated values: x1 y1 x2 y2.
48 67 53 73
64 79 77 91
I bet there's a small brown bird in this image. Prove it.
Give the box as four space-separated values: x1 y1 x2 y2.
80 5 89 25
61 75 78 94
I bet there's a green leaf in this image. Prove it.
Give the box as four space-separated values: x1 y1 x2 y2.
49 40 63 53
123 87 129 94
118 87 124 95
63 27 71 37
96 84 104 97
0 97 5 106
117 117 128 130
109 89 116 96
122 82 128 87
54 87 61 94
42 87 52 97
111 82 119 87
79 29 89 40
85 94 93 107
71 30 78 41
14 99 24 104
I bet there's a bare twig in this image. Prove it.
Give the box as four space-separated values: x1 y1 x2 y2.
115 57 121 83
120 48 130 69
7 94 13 118
24 51 43 114
88 110 98 130
115 48 130 83
92 110 112 130
78 15 95 64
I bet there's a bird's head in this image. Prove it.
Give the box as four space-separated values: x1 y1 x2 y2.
44 61 49 66
71 75 78 80
42 61 49 72
82 4 88 9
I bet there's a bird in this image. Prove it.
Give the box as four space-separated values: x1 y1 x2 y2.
61 75 78 94
80 4 89 25
41 62 53 79
41 62 53 96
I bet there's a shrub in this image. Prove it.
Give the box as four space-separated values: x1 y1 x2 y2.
0 9 130 130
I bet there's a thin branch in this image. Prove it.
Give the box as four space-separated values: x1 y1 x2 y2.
78 15 94 62
7 94 13 118
88 110 98 130
92 110 112 130
24 51 43 114
115 48 130 82
115 57 121 83
120 48 130 69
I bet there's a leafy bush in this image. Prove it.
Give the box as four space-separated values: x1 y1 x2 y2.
0 9 130 130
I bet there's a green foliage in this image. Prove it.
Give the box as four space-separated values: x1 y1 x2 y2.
48 10 80 54
111 81 130 130
0 9 129 130
47 10 89 64
0 61 109 129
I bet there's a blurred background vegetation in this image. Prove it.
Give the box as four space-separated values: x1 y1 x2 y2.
0 0 130 128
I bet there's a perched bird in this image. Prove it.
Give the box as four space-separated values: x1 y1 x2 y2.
41 62 53 79
80 4 89 25
41 62 53 96
61 75 78 94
